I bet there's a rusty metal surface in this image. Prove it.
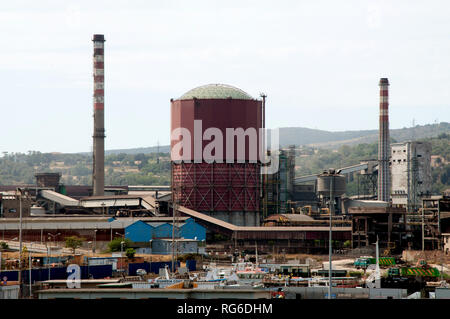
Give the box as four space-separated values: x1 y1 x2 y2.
171 94 262 216
172 162 260 212
170 98 262 162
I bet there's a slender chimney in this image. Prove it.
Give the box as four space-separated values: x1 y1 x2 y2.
92 34 105 196
378 78 390 202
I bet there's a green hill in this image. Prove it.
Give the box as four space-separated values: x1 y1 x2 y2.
98 122 449 154
0 123 448 194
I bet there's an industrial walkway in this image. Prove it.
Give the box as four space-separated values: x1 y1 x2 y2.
40 190 163 215
177 205 351 240
294 161 378 184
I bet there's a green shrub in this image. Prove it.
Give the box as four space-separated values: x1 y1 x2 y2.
65 236 85 254
125 248 136 259
108 237 132 252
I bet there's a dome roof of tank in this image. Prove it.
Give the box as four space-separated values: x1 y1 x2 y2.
178 84 254 100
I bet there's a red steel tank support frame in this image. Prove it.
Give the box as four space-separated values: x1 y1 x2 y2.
172 162 260 213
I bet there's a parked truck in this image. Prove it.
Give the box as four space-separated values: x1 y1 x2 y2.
387 266 440 278
354 256 396 269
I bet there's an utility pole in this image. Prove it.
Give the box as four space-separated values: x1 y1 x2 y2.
328 173 334 300
375 236 381 289
422 200 425 252
48 232 60 248
29 243 32 298
120 241 125 273
46 240 50 281
18 188 23 298
157 140 160 164
171 200 178 275
93 229 97 253
260 93 267 220
255 240 258 267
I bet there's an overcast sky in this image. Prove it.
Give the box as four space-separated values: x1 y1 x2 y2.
1 0 449 153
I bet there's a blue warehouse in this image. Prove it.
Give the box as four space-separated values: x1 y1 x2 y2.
125 217 206 242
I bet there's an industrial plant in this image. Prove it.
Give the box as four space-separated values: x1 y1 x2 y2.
0 34 449 300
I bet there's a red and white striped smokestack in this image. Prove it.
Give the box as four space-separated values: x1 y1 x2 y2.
378 78 390 202
92 34 105 196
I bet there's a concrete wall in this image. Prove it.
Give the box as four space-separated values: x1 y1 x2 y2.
0 285 19 299
435 288 450 299
283 287 407 299
38 288 271 299
1 197 32 218
444 233 450 255
202 211 260 227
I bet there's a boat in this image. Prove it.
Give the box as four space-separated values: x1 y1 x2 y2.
233 262 269 285
148 265 184 288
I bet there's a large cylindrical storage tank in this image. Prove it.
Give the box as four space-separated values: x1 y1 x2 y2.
171 84 262 226
316 173 346 197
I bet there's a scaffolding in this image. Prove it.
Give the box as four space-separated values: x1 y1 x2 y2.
357 171 378 199
262 149 294 217
406 197 442 250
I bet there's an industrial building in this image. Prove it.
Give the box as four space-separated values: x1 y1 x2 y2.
391 141 432 210
125 218 206 242
170 84 263 227
0 34 446 257
262 147 296 217
348 200 407 251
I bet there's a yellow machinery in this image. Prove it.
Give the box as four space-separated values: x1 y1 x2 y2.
301 206 312 215
383 242 396 256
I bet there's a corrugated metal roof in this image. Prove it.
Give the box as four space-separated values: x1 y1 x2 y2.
237 226 351 232
146 221 186 228
178 205 239 231
265 214 315 222
178 205 350 232
41 190 80 206
80 195 138 200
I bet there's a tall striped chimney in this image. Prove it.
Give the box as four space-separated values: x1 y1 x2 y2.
378 78 390 202
92 34 105 196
